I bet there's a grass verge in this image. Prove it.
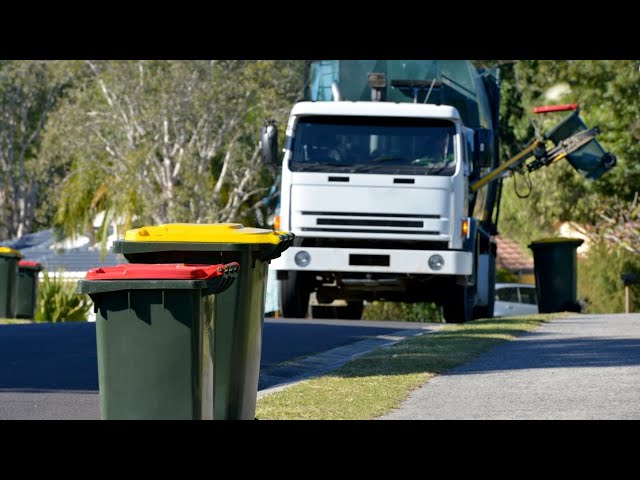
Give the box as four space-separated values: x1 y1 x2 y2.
256 313 563 420
0 318 33 324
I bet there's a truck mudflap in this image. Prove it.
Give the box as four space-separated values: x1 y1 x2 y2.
269 246 473 276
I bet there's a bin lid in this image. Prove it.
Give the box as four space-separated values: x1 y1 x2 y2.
124 223 287 245
0 246 22 258
85 263 227 280
528 237 584 249
19 260 41 269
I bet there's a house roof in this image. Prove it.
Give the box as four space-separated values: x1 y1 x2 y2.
1 229 124 274
495 235 534 272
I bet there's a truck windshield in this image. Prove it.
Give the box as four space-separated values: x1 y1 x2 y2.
290 116 457 176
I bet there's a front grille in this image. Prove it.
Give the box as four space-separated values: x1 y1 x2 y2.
296 237 449 250
317 218 423 228
301 227 438 235
301 211 439 219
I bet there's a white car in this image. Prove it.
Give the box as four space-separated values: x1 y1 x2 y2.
494 283 539 317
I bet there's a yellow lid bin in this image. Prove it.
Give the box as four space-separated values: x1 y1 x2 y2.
116 223 294 261
0 247 23 258
110 222 294 421
125 223 286 245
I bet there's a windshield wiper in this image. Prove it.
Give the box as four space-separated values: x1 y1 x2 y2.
291 162 349 172
370 155 409 163
350 164 402 173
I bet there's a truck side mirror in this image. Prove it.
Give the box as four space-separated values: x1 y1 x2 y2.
260 120 278 166
474 128 493 169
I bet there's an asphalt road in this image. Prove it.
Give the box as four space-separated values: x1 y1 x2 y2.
0 319 430 420
381 313 640 420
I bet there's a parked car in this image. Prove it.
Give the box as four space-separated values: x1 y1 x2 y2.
494 283 539 317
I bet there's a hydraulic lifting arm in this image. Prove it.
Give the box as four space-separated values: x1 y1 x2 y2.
471 104 615 193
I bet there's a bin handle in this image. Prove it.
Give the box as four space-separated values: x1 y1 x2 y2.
205 262 240 295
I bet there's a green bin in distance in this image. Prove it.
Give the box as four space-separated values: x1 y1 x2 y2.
16 260 42 319
0 247 23 319
112 223 294 420
77 262 238 420
528 238 584 313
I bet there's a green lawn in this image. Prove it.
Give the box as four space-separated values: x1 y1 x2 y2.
0 318 33 324
257 314 562 420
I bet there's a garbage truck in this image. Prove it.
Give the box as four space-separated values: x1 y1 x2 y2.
260 60 616 322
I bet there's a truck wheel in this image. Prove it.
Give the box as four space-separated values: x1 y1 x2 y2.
279 271 310 318
473 294 494 320
442 285 473 323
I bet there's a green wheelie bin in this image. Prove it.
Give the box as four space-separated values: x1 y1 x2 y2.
112 223 294 420
77 262 238 420
16 260 42 320
0 247 22 319
528 238 584 313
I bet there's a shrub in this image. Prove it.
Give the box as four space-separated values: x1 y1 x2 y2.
362 301 443 322
35 270 92 322
578 240 640 313
496 268 519 283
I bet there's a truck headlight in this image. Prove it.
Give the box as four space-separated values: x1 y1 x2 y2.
428 254 444 271
295 251 311 267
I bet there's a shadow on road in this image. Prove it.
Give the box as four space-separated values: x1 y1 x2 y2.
0 323 98 392
448 334 640 374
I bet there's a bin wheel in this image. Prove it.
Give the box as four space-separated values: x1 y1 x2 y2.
280 271 310 318
442 285 473 323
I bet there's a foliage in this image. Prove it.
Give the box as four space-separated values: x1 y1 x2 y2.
35 271 92 322
362 301 443 322
41 60 303 246
578 240 640 314
0 60 76 240
579 194 640 254
496 268 519 283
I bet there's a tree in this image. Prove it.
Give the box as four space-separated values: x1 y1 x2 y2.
41 60 302 244
0 61 73 240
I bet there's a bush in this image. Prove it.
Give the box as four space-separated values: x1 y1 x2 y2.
496 268 519 283
362 301 443 322
35 270 92 322
578 240 640 313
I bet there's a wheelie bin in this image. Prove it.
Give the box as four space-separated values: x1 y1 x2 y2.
545 110 616 180
77 262 238 420
0 247 22 319
528 238 584 313
16 260 42 319
112 223 294 420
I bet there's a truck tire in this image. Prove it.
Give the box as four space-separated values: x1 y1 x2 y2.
474 253 496 319
279 271 310 318
473 296 494 320
442 285 473 323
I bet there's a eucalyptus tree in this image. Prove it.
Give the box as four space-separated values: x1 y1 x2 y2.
42 60 302 244
0 60 74 240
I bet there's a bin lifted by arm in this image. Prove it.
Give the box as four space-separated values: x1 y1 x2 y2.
260 60 616 323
